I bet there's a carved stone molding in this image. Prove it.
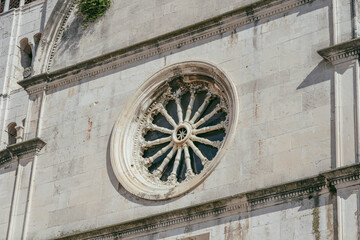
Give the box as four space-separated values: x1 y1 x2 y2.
56 164 360 240
321 163 360 186
20 0 314 95
318 38 360 64
110 61 239 200
0 138 46 166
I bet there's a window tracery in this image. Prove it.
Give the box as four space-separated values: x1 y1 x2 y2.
110 61 238 200
138 77 229 184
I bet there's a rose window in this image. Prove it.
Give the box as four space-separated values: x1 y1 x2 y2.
139 79 228 184
110 62 238 200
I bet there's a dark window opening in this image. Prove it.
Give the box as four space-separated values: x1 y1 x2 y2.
9 0 20 10
25 0 37 4
0 1 5 13
8 123 17 145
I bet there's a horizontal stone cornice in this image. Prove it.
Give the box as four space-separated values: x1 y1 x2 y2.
56 163 360 240
0 138 46 166
20 0 314 95
321 163 360 186
318 38 360 63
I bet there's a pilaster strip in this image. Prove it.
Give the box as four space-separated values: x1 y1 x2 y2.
20 0 314 95
56 164 360 240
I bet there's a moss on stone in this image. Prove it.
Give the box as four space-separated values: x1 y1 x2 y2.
76 0 111 28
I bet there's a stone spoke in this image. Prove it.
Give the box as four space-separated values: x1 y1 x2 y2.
192 122 225 135
144 143 173 166
175 94 183 123
168 148 183 183
184 89 195 121
148 123 173 134
143 136 171 149
153 146 177 176
184 145 195 177
158 104 177 128
193 104 221 128
190 92 211 124
190 136 221 148
188 140 208 165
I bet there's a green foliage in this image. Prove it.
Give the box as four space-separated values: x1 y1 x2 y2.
76 0 111 28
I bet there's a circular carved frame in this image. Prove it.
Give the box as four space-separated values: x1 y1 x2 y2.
110 61 239 200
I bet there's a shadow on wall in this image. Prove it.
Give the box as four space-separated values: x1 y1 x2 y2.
297 59 336 169
20 38 33 70
296 60 333 90
55 12 87 59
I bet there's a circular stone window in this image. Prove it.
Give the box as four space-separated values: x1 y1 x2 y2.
111 61 239 200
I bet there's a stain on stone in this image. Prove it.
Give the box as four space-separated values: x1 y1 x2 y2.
258 139 262 156
254 104 258 119
228 30 238 48
57 14 84 57
326 194 334 239
85 117 92 141
184 224 192 233
67 87 75 98
252 25 259 50
224 220 242 240
312 196 320 240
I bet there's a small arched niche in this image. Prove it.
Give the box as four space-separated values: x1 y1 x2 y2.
20 38 33 78
20 38 33 68
7 122 17 146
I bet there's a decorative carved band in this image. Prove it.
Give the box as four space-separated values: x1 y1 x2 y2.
0 138 46 167
57 163 360 240
318 38 360 63
19 0 314 95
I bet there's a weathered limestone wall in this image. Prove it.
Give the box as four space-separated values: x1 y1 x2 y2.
50 0 263 72
23 0 336 238
0 1 57 239
0 12 14 94
0 0 54 149
2 0 360 239
0 161 17 238
140 194 334 240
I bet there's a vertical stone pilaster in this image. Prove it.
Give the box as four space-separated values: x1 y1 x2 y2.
318 38 360 240
0 138 46 240
24 89 46 141
333 0 354 43
7 153 33 240
4 0 9 11
333 58 359 166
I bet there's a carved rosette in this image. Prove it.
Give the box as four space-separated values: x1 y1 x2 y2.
111 61 238 200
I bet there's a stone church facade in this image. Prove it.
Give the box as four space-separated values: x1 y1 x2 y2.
1 0 360 239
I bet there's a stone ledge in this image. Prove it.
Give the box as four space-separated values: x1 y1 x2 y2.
0 138 46 166
20 0 314 95
321 163 360 186
318 38 360 63
56 163 360 240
